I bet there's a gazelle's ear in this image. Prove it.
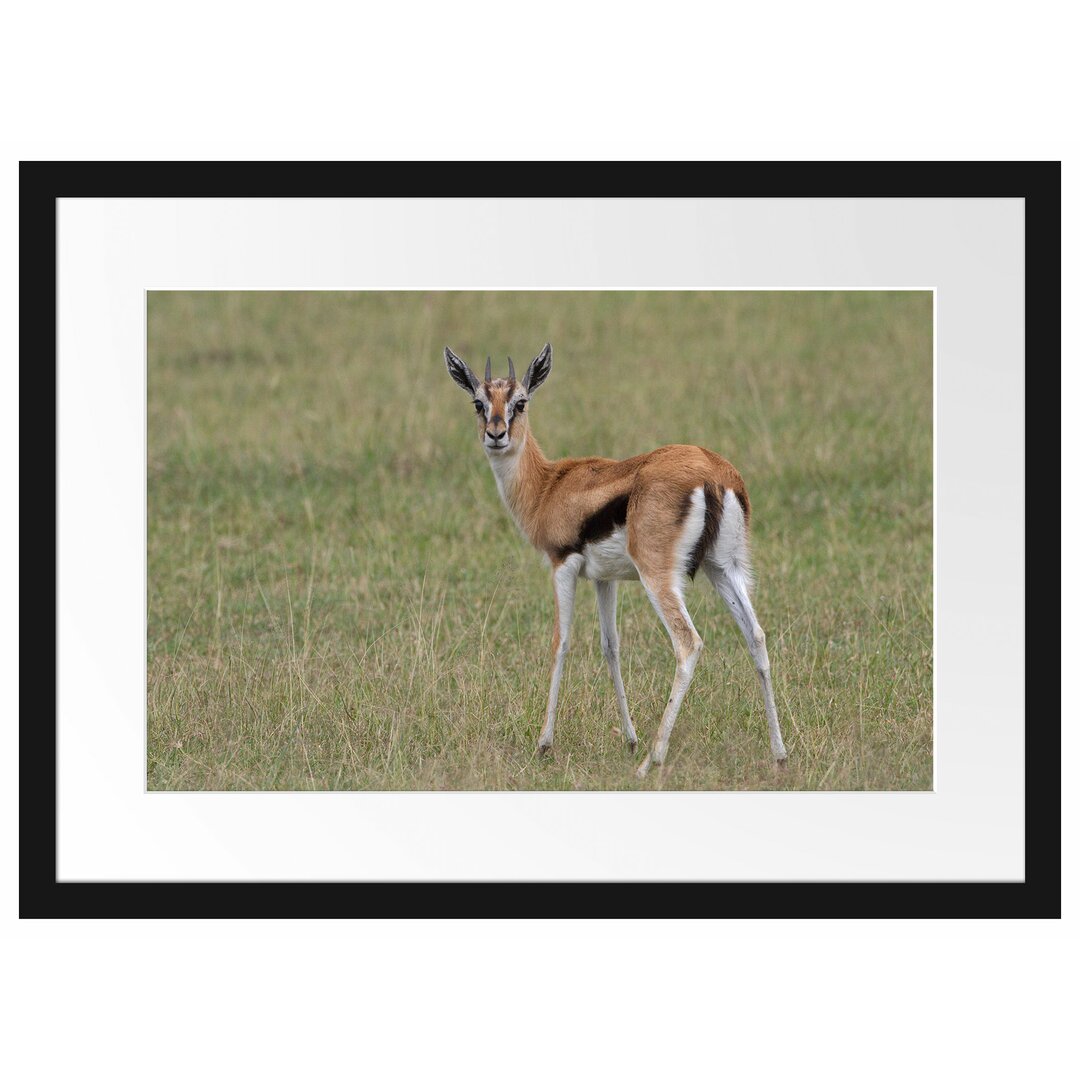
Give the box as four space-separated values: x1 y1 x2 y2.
444 346 479 394
523 343 552 394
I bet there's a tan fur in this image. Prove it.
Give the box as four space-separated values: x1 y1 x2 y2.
495 423 750 570
642 579 701 663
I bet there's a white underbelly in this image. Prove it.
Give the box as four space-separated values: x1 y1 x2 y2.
579 528 639 581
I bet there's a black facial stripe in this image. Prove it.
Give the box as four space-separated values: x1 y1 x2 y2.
554 492 630 561
501 395 523 434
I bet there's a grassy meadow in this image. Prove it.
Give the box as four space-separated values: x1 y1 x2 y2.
147 291 933 790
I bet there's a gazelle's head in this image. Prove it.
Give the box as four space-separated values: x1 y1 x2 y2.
444 343 552 454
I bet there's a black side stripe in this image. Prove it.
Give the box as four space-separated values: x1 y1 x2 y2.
686 484 723 579
554 492 630 561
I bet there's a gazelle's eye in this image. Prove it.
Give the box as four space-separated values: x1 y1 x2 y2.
473 400 484 414
515 399 526 413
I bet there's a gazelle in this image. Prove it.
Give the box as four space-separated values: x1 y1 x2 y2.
444 343 787 777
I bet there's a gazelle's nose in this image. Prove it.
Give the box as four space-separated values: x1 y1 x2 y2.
486 421 507 440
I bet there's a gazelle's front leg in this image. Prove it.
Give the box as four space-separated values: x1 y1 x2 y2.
595 580 637 750
538 555 582 753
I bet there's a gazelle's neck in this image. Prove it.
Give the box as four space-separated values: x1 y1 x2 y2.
486 428 552 542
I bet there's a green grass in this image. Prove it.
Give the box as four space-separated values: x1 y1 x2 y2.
147 290 933 790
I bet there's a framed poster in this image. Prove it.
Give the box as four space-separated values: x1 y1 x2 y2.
21 161 1060 917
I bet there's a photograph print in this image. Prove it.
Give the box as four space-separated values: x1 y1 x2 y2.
147 289 933 791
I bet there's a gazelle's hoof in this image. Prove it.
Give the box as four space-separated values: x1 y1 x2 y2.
537 739 553 756
635 756 652 780
773 751 788 767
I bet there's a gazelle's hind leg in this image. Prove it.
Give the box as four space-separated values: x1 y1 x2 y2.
634 574 703 779
595 580 637 749
704 561 787 762
628 484 708 779
704 486 786 761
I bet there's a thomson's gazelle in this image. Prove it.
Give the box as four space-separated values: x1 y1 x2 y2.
445 343 787 777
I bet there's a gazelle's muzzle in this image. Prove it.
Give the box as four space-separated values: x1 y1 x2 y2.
485 417 508 446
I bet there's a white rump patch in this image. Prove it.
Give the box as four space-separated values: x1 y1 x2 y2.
672 487 706 589
710 487 753 584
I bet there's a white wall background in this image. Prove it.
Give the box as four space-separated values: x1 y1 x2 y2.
1 3 1075 1078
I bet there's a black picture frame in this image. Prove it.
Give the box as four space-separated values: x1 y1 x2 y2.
21 161 1060 919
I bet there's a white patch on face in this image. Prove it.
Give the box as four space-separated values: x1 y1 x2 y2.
580 527 639 581
506 394 526 425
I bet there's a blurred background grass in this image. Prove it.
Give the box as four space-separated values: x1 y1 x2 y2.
147 290 932 790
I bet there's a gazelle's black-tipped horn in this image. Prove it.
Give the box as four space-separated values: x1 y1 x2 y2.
485 357 492 382
507 356 516 381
